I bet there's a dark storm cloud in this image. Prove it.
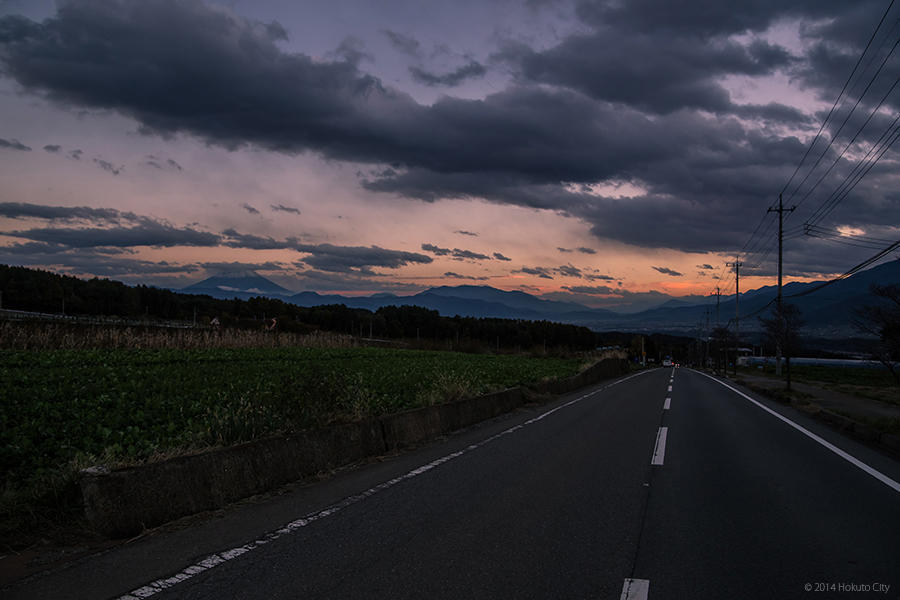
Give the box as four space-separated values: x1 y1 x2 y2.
0 202 129 222
43 144 61 153
574 0 875 38
221 228 286 250
559 246 597 255
451 248 491 261
0 1 394 156
555 264 583 278
0 2 666 186
443 271 489 281
652 266 684 277
242 203 261 215
1 241 73 255
497 32 793 114
793 20 900 110
409 60 487 87
93 158 122 175
731 102 815 126
333 36 372 65
5 222 221 248
552 264 616 281
0 247 201 277
146 155 183 171
1 0 894 265
0 242 134 257
1 203 223 249
0 137 30 151
513 266 554 279
382 30 421 57
421 243 452 256
573 0 888 114
584 272 616 282
61 257 196 276
270 203 300 214
421 243 491 260
293 243 432 273
493 252 511 261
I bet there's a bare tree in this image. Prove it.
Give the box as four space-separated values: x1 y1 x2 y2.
759 303 804 390
854 283 900 385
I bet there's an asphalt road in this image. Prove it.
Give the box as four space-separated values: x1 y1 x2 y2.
7 368 900 599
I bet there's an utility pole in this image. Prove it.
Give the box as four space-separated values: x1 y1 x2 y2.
768 194 795 376
715 286 721 327
726 260 743 375
705 307 710 369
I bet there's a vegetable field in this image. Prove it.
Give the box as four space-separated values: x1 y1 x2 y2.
1 347 582 493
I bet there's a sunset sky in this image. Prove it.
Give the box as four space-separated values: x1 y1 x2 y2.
1 0 898 311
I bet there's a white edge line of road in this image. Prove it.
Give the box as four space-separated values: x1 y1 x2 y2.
621 578 650 600
117 369 656 599
693 369 900 495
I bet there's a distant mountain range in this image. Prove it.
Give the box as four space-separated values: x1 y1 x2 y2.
180 260 900 337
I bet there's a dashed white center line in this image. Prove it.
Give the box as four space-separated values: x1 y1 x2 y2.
667 384 672 392
651 427 668 465
664 397 671 410
115 370 655 600
621 578 650 600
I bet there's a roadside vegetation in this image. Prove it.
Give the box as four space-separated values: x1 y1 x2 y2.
742 363 900 407
1 344 587 548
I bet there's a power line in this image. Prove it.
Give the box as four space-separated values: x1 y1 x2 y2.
788 238 900 298
780 0 897 200
784 35 900 210
805 117 900 228
792 73 900 213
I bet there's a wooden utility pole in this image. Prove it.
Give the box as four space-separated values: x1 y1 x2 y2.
705 307 710 369
715 286 721 327
768 194 795 376
726 260 743 375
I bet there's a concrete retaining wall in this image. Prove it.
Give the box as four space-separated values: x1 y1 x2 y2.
80 358 628 538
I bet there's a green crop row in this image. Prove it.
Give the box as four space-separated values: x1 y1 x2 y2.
1 347 582 492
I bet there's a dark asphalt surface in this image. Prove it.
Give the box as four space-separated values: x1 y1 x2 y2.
7 368 900 599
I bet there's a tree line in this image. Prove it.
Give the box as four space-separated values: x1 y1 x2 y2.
0 265 604 352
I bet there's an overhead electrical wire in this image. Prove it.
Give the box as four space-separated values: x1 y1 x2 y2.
779 0 897 199
784 35 900 211
793 73 900 213
703 0 898 310
805 119 900 228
